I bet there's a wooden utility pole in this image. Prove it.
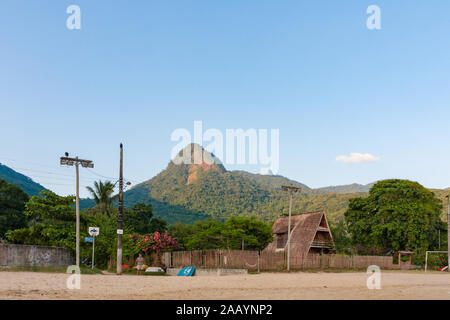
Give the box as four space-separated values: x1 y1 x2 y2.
116 143 124 275
75 159 80 266
281 185 301 272
60 154 94 267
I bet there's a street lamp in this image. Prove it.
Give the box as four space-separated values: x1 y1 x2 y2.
281 185 301 272
60 153 94 267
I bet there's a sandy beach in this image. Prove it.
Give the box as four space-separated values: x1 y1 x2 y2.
0 271 448 300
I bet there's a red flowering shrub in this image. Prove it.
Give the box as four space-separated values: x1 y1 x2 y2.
130 231 180 254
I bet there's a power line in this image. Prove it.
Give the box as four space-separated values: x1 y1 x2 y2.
4 165 101 182
85 168 116 180
1 155 142 184
86 168 140 184
0 156 65 170
37 182 78 186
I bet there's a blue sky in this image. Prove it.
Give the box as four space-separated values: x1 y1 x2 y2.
1 1 450 197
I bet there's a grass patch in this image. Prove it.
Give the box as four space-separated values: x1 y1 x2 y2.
0 265 103 274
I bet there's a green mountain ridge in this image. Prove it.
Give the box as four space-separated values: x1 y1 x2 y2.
0 163 46 196
314 183 375 194
0 163 96 210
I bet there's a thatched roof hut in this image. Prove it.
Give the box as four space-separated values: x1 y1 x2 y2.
265 211 334 256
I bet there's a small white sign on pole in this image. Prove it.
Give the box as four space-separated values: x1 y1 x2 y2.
88 227 99 270
89 227 100 237
117 229 123 235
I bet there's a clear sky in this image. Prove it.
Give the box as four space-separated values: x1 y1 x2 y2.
1 0 449 198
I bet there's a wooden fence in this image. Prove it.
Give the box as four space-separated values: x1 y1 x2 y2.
167 250 398 271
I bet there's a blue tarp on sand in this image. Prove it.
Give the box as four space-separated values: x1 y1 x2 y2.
178 266 196 276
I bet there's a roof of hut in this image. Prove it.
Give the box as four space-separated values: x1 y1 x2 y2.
266 211 334 256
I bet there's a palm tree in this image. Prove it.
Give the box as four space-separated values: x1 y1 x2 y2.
86 180 117 215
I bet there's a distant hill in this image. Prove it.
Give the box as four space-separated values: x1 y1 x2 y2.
314 183 375 194
0 163 46 196
0 163 97 210
233 171 311 193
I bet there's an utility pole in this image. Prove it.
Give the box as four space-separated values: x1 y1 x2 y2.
60 154 94 267
446 195 450 272
116 143 124 275
281 185 301 272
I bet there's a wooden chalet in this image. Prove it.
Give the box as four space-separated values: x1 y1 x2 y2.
265 211 335 256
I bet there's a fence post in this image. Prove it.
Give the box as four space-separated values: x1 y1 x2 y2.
202 250 205 268
257 251 260 273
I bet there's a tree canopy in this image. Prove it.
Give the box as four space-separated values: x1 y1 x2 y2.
344 179 445 253
0 179 29 239
168 217 273 251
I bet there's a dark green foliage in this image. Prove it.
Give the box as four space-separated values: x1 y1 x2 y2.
25 190 76 223
221 217 274 251
123 202 153 234
6 191 78 251
148 217 167 234
168 217 273 251
123 203 167 234
0 164 45 196
166 222 196 250
329 217 352 254
183 219 226 250
345 179 445 253
0 179 30 239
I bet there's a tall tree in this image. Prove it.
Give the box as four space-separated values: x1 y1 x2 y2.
222 217 273 251
86 180 116 216
345 179 444 253
123 202 167 234
0 179 29 239
6 190 78 250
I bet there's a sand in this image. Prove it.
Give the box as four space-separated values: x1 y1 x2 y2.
0 271 448 300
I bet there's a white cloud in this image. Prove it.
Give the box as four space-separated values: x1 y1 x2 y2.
336 153 380 164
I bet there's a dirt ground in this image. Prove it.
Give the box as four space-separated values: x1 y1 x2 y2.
0 271 448 300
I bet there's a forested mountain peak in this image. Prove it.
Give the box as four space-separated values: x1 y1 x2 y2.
0 163 45 196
